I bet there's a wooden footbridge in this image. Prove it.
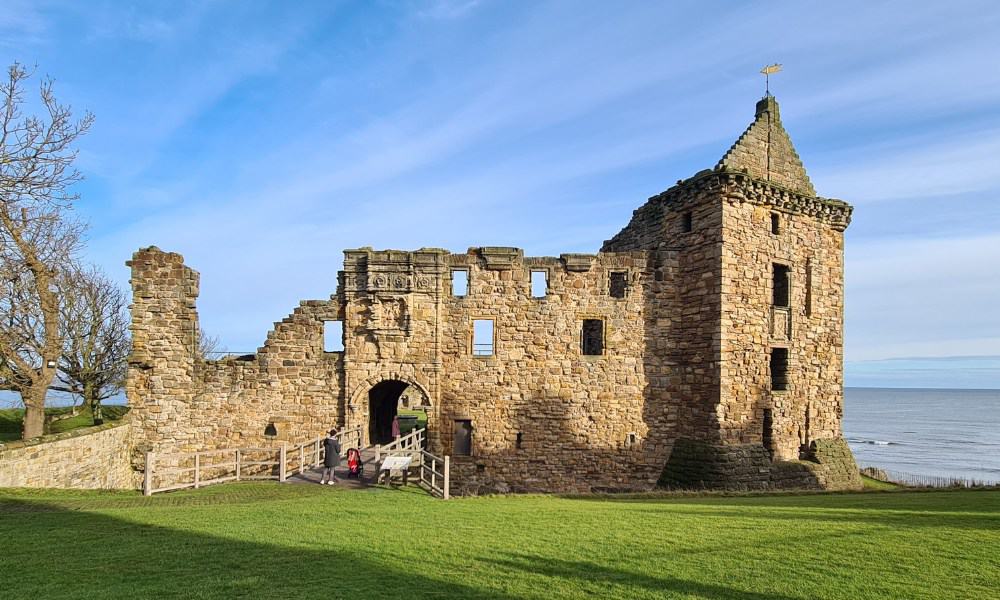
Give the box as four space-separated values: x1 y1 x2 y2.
142 427 450 498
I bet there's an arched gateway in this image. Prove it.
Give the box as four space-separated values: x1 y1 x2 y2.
350 376 431 446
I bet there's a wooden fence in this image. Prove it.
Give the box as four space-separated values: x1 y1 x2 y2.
379 428 450 499
143 426 363 496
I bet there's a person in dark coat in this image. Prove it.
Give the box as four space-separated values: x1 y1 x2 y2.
321 428 341 485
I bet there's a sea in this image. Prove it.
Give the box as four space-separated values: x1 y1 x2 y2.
844 387 1000 484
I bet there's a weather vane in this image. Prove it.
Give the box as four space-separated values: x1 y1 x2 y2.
760 63 782 96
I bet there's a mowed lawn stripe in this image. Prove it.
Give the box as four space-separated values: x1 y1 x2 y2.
0 484 997 599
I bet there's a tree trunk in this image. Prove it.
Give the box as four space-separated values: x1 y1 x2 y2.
22 387 46 439
86 386 103 425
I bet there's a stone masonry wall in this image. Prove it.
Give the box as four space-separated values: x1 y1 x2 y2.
128 247 346 456
0 420 139 489
437 249 668 493
602 175 726 445
719 177 848 460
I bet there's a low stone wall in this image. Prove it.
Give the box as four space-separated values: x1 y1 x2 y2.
780 438 862 491
659 437 862 491
0 419 140 490
658 438 772 491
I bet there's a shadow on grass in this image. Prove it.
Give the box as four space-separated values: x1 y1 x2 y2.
557 489 1000 532
0 494 511 600
482 552 799 600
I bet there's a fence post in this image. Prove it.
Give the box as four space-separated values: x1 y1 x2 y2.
144 451 153 496
236 449 241 482
443 455 450 500
299 445 305 474
194 453 201 489
375 444 381 463
279 445 287 482
314 439 320 467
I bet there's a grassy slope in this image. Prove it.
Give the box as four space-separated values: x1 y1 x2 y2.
0 405 129 442
0 484 996 599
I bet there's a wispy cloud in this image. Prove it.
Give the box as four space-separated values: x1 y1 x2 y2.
6 2 999 385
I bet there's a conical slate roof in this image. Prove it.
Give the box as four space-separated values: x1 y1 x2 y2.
716 96 816 197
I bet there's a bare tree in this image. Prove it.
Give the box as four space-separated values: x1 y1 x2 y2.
0 63 92 439
50 266 129 425
197 330 222 360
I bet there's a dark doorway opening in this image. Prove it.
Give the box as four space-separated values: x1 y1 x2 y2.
368 380 409 445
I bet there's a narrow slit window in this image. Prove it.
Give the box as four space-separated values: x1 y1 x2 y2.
762 408 774 458
770 347 789 391
609 271 627 298
772 264 790 307
451 269 468 297
682 212 693 233
530 270 547 298
323 320 344 352
454 420 473 455
473 319 494 356
805 258 813 316
771 212 781 235
515 432 523 450
581 319 604 356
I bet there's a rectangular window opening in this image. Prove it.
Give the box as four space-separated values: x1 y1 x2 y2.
682 212 693 233
772 263 790 307
609 271 627 298
472 319 494 356
771 212 781 235
323 320 344 352
582 319 604 356
451 269 468 297
454 420 473 456
515 432 523 450
530 270 547 298
770 347 789 391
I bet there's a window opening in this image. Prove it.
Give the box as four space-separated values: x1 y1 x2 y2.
771 212 781 235
451 269 468 297
530 270 547 298
515 432 523 450
323 320 344 352
609 271 627 298
682 212 693 233
581 319 604 356
473 319 494 356
772 263 790 307
264 423 278 438
805 258 813 316
454 420 473 455
770 347 789 391
762 408 774 459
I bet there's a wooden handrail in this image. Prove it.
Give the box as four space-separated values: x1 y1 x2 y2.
142 426 366 496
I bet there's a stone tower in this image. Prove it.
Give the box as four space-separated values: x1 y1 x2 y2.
604 95 856 489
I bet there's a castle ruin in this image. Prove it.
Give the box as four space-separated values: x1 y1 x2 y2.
126 96 862 494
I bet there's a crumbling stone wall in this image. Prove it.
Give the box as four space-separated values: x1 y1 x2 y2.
127 247 345 454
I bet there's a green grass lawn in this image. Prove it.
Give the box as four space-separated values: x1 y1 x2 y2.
0 484 996 599
398 408 428 434
0 405 129 442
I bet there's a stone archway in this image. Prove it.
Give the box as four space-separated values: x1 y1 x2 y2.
348 375 432 447
368 380 408 445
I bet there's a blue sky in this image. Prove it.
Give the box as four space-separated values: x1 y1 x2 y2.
2 0 999 388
